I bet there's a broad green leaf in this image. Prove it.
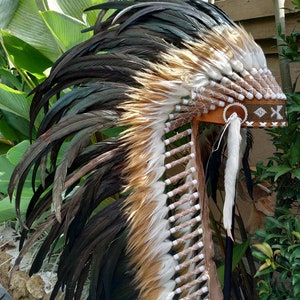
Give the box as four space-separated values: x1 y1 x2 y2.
252 243 273 259
47 0 103 25
0 83 31 120
287 104 300 113
257 279 271 293
0 140 12 155
267 164 293 181
0 155 14 194
0 113 27 142
0 0 19 28
217 239 250 287
4 0 60 61
0 195 30 222
0 68 22 90
0 110 32 140
289 245 300 260
292 231 300 240
252 249 268 261
0 144 38 221
254 264 274 277
2 30 53 77
40 11 92 52
292 168 300 180
7 140 30 165
266 216 286 230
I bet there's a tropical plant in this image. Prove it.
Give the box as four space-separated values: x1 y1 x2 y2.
252 0 300 298
254 89 300 208
252 208 300 299
0 0 102 221
254 0 300 207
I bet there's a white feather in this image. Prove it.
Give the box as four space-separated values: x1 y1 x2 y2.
230 58 244 73
201 62 223 80
211 49 233 76
223 113 242 240
159 280 176 300
158 254 177 281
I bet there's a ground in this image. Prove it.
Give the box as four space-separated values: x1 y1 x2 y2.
0 225 58 300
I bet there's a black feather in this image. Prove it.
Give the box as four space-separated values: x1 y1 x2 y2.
242 130 254 199
8 1 238 299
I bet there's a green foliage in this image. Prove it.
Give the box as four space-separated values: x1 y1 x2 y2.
0 140 33 221
255 92 300 207
0 0 20 29
1 30 53 79
253 3 300 299
0 84 33 121
0 0 104 220
40 10 93 52
277 27 300 63
0 0 103 148
255 24 300 207
252 208 300 299
217 238 250 288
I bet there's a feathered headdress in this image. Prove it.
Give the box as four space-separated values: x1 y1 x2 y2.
9 1 286 299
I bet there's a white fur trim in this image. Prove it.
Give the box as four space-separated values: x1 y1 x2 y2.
223 113 242 239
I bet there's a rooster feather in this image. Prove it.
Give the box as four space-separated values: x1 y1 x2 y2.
9 1 286 299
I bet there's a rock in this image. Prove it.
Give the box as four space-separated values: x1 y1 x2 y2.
9 270 30 299
1 225 60 299
26 275 46 299
0 250 12 289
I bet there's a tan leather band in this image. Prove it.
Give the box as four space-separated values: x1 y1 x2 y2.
195 99 287 127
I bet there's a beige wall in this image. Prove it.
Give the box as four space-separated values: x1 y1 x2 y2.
216 0 299 88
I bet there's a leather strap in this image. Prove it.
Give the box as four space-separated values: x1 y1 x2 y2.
195 99 287 127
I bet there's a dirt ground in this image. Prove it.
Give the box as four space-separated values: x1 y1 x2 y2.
0 225 58 300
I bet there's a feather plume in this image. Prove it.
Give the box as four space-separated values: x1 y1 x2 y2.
8 1 285 299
